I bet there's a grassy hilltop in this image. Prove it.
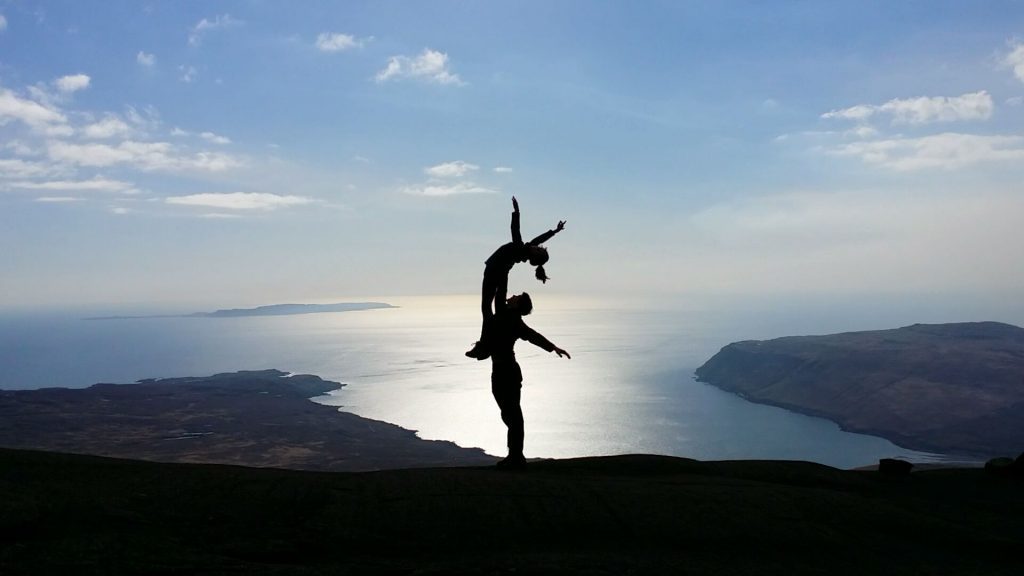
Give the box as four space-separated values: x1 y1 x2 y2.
3 448 1022 575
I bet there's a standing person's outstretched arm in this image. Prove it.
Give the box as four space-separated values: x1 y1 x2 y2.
519 322 571 359
528 219 566 246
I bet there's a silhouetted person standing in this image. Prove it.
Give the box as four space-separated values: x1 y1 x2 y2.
490 292 570 469
466 197 565 360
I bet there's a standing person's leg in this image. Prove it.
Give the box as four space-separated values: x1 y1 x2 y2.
491 363 525 465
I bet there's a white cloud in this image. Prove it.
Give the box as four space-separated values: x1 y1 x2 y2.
189 14 239 46
821 104 875 122
1007 96 1024 106
170 127 189 137
0 88 69 133
179 65 197 83
47 140 242 172
9 177 134 193
844 125 879 139
199 212 243 219
0 14 7 31
110 206 131 215
822 91 993 125
35 196 82 203
200 131 231 145
82 116 133 139
315 32 365 52
5 140 36 156
0 158 62 179
165 192 313 210
1001 41 1024 83
137 51 156 67
121 105 161 135
375 48 463 85
425 160 478 178
55 74 90 94
827 132 1024 171
402 182 499 197
494 166 514 173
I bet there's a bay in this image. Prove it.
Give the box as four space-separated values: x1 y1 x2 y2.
0 295 946 468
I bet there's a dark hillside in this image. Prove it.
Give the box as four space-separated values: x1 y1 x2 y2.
2 448 1021 575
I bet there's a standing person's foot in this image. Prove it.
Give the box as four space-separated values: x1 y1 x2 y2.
465 341 490 360
495 454 527 470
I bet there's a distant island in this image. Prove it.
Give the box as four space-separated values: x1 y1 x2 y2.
88 302 396 320
695 322 1024 458
0 369 493 471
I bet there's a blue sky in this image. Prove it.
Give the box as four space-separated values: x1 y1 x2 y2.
2 1 1024 311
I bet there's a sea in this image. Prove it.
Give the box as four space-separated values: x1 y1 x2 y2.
1 294 990 469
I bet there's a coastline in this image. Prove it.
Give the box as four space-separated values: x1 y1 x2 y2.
0 369 497 472
694 378 974 462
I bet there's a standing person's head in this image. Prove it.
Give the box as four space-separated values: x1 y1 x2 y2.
507 292 533 316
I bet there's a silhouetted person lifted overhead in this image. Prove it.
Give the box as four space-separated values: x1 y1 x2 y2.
466 197 565 360
489 291 570 469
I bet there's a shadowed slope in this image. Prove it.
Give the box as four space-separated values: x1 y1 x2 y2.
2 449 1021 575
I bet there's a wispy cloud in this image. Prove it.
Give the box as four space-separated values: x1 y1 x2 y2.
137 51 156 67
55 74 90 94
0 158 64 179
0 14 8 32
178 65 198 83
82 115 133 139
0 87 70 135
315 32 368 52
822 91 993 125
402 182 498 197
35 196 82 203
188 14 239 47
375 48 463 85
425 160 478 178
9 176 134 193
47 140 242 172
494 166 514 173
1001 40 1024 83
165 192 313 210
200 131 231 145
827 133 1024 171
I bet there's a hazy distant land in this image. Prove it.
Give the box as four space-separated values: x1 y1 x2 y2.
87 302 397 320
0 369 493 471
696 322 1024 457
